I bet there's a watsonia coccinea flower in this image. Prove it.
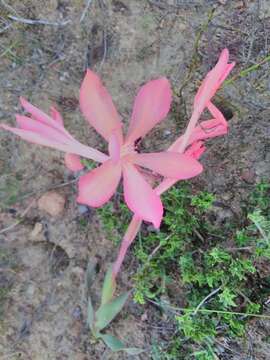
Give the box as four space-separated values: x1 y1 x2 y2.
1 71 203 228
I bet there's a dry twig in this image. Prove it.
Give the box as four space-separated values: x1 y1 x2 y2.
8 15 70 26
80 0 94 23
0 199 36 234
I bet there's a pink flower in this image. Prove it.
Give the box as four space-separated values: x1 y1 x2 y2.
156 48 235 196
1 97 109 165
177 48 235 154
1 71 204 228
75 71 205 228
112 48 235 278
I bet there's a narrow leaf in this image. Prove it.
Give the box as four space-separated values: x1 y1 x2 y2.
100 334 125 351
101 265 116 305
124 348 145 355
100 334 145 355
87 296 94 329
85 259 98 294
95 292 129 331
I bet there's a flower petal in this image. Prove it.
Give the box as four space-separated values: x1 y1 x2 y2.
194 49 235 113
184 141 206 159
20 97 72 138
77 159 121 207
125 77 172 143
50 106 64 126
0 124 72 151
207 101 227 126
65 153 84 171
155 142 206 197
68 141 109 162
1 123 108 163
108 130 121 163
80 69 123 141
131 152 203 179
170 117 228 153
122 162 163 228
189 119 228 143
16 115 72 144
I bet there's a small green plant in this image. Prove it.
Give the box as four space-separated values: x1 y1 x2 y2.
0 173 23 210
99 180 270 358
0 249 15 320
191 191 215 212
85 263 144 355
97 200 131 244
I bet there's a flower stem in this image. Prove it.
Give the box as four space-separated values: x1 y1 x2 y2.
112 215 142 279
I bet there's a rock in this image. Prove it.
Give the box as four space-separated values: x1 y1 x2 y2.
72 305 83 320
30 222 43 239
241 169 255 184
141 312 148 322
38 191 65 217
77 204 89 214
70 266 85 286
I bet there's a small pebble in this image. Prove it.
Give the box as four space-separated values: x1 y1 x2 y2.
38 191 65 217
78 205 90 214
163 129 171 136
141 312 148 322
72 305 83 320
30 222 43 238
147 225 160 233
241 169 255 184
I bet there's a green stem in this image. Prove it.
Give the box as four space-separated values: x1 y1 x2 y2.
224 54 270 86
148 299 270 319
180 308 270 319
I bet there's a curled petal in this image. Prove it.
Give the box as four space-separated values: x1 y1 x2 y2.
194 49 235 113
184 141 206 159
126 77 172 143
77 159 121 207
80 69 123 141
189 119 228 143
174 49 234 153
170 118 228 153
218 63 235 86
65 153 84 171
207 101 227 126
131 152 203 179
123 162 163 228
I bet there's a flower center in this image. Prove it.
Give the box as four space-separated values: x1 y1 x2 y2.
120 142 136 158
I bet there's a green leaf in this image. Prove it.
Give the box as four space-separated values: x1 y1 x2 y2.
87 296 94 329
218 287 237 308
100 333 144 355
100 333 125 351
85 259 98 294
101 265 116 305
95 292 129 331
124 348 145 355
